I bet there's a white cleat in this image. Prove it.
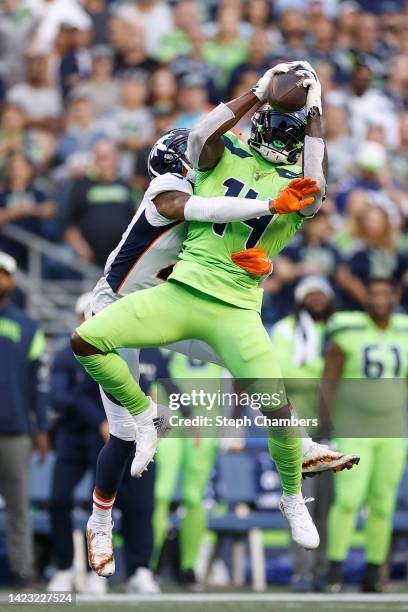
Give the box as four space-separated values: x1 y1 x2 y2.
131 399 169 478
302 441 360 478
84 570 108 595
279 492 320 550
47 568 74 591
127 567 161 594
86 516 115 577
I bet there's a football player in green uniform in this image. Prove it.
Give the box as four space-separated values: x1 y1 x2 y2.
71 60 340 558
321 278 407 592
152 352 223 586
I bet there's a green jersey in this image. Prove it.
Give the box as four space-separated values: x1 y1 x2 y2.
169 131 303 311
327 311 408 379
327 311 408 436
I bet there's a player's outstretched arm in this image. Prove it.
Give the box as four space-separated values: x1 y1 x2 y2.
153 178 318 222
186 62 298 171
296 64 328 218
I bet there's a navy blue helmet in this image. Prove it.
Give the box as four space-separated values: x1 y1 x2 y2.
147 128 191 179
249 107 307 165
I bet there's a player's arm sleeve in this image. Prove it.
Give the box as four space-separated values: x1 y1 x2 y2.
147 171 272 223
299 112 327 218
184 194 271 222
187 91 260 170
27 329 49 432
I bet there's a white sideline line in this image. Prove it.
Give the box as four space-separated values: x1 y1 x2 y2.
76 593 408 603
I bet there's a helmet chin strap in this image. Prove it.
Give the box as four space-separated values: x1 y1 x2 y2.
181 158 197 184
250 141 289 164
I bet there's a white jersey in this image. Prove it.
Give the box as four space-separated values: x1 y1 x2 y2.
91 173 192 313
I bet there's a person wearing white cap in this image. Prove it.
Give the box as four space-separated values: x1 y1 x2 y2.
0 252 49 585
271 276 359 592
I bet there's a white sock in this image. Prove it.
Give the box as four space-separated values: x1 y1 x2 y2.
91 489 115 525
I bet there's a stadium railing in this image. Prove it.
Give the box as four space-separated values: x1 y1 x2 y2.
0 224 101 337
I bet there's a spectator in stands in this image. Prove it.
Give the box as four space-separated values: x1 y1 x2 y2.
84 0 110 45
341 200 408 309
106 71 154 179
157 0 201 63
109 19 159 78
48 294 160 594
277 9 307 57
0 104 28 170
227 28 271 98
0 252 49 585
72 45 120 118
335 140 407 215
59 22 93 98
173 74 210 129
269 210 349 319
203 6 248 91
327 62 398 150
270 277 335 592
150 67 178 113
170 25 220 105
55 93 109 171
64 140 135 266
324 103 353 183
6 53 62 133
0 0 34 84
0 152 56 268
114 0 174 58
389 111 408 190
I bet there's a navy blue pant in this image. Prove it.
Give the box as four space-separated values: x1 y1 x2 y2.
49 433 155 575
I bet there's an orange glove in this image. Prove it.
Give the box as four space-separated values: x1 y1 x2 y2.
272 178 320 214
231 247 273 276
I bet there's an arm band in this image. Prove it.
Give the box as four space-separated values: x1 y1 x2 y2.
299 135 326 218
184 194 270 223
186 103 235 168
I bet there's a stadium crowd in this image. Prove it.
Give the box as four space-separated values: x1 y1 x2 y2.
0 0 407 597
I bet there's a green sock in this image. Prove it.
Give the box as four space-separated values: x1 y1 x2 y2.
75 352 149 415
151 498 170 571
180 503 205 571
268 436 302 496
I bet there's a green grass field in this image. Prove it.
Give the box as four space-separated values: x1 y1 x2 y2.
2 593 408 612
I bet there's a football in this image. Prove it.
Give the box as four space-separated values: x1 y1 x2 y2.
268 69 308 112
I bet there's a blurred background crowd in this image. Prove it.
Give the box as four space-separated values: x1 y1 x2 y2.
0 0 408 598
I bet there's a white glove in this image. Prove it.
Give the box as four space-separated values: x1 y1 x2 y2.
251 61 295 102
296 68 322 115
290 60 318 80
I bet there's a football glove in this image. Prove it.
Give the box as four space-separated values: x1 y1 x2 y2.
296 67 322 115
272 178 320 214
231 247 273 276
252 61 297 102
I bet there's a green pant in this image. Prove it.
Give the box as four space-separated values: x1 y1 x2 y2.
76 280 301 495
152 436 218 571
327 437 406 564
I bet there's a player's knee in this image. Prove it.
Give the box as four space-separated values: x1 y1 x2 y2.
336 494 362 515
70 331 100 357
370 496 395 520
